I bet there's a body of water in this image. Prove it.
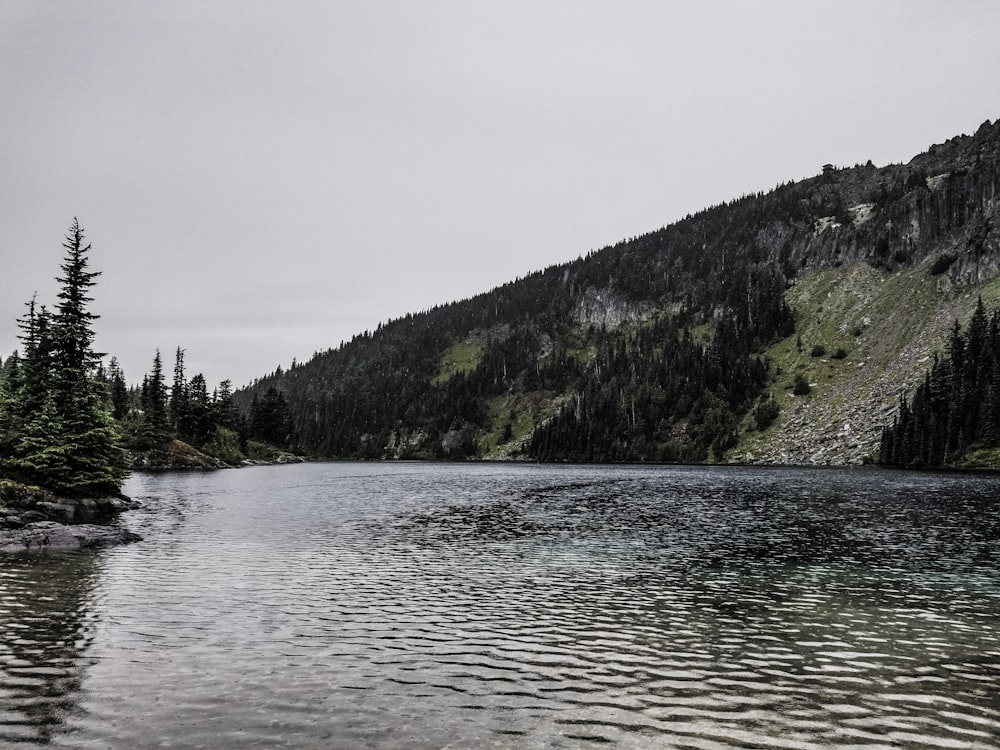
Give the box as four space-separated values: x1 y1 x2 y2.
2 462 999 748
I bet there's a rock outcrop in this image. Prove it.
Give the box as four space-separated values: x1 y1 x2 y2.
0 480 141 553
0 521 141 553
0 481 136 526
129 439 231 471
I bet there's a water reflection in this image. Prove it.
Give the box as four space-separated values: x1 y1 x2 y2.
0 550 102 745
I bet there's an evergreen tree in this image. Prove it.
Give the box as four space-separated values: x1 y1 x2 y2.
0 299 52 466
881 301 1000 468
0 221 128 495
183 372 212 445
170 346 187 435
212 379 239 430
107 357 129 421
140 349 171 443
249 386 295 448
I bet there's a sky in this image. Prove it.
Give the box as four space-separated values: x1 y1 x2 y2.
2 1 999 390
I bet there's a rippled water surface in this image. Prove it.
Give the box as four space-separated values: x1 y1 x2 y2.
3 463 1000 748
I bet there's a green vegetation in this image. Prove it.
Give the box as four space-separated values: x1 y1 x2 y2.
234 118 1000 465
751 395 781 431
432 339 484 385
0 223 299 489
237 253 794 462
0 221 129 497
880 298 1000 468
5 121 997 473
114 348 299 464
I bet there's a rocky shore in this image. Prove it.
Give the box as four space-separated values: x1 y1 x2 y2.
129 439 231 471
0 481 141 553
129 438 307 472
0 521 141 553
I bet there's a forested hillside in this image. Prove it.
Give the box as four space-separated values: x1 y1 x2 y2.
881 298 1000 468
240 119 1000 465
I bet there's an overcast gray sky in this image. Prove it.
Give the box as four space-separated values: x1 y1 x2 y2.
2 1 998 389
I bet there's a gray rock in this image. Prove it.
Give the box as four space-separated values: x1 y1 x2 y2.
0 521 142 553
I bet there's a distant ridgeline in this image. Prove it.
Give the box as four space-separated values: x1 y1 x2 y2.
237 119 1000 466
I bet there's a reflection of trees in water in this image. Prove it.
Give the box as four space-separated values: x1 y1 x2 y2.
0 550 103 745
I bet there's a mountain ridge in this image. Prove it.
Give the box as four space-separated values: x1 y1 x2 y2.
239 118 1000 466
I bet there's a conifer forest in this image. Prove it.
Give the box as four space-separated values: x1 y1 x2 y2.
2 119 1000 488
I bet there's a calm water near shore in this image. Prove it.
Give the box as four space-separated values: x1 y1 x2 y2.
2 462 999 748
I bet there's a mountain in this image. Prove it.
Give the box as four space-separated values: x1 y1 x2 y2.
239 118 1000 466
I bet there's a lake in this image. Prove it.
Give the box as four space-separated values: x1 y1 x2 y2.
2 462 999 748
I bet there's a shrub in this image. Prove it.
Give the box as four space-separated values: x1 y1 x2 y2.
831 347 848 360
753 396 780 431
792 375 812 395
810 344 827 357
201 427 244 466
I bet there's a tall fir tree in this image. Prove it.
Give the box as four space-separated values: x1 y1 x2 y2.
170 346 187 435
140 349 171 442
1 221 129 496
107 357 129 421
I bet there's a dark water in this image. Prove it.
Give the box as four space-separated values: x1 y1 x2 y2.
2 463 1000 748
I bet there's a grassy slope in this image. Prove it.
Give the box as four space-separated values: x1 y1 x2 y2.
431 340 484 386
734 259 1000 464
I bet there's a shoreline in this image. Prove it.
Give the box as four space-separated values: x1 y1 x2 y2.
0 480 141 553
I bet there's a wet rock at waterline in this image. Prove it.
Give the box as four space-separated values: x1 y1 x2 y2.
0 521 141 553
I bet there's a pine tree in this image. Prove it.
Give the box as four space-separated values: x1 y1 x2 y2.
250 386 295 448
107 357 129 421
184 373 212 445
170 346 187 435
140 349 171 442
881 300 1000 468
48 221 129 495
212 379 239 430
1 221 129 496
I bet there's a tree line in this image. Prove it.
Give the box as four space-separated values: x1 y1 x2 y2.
0 222 299 498
98 346 298 465
880 298 1000 467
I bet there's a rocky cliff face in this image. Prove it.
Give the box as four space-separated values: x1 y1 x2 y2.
753 120 1000 280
